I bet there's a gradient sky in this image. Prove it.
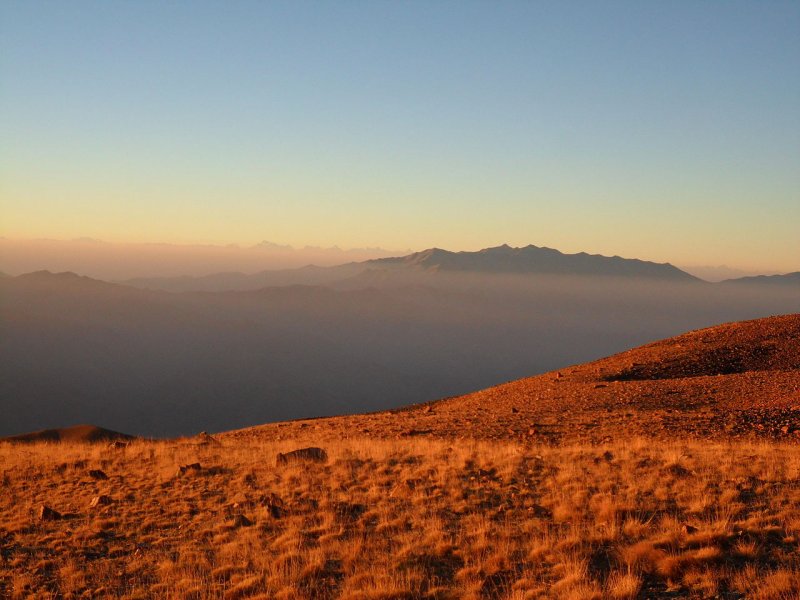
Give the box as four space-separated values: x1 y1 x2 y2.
2 1 799 271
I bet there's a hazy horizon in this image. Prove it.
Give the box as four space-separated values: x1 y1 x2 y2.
0 236 410 279
0 235 793 282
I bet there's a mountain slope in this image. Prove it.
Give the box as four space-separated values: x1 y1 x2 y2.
230 314 800 444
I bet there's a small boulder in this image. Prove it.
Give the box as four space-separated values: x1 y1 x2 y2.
38 505 61 521
88 469 108 480
665 463 692 477
231 514 253 528
197 431 221 446
260 493 285 519
176 463 202 477
89 495 113 508
276 447 328 466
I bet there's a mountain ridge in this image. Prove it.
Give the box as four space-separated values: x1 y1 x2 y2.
121 244 702 292
365 244 698 280
721 272 800 286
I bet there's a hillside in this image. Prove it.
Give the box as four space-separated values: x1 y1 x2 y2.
231 314 800 445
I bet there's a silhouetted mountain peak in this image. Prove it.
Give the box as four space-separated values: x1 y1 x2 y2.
1 424 134 443
19 270 81 279
10 270 122 291
368 245 697 280
722 272 800 286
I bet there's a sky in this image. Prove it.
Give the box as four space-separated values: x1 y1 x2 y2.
1 1 799 272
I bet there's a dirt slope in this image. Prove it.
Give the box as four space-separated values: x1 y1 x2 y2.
229 314 800 445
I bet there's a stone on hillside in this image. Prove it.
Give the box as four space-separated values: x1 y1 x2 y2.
260 493 285 519
197 431 221 445
276 447 328 466
90 495 113 508
88 469 108 480
231 514 253 528
38 505 61 521
176 463 202 477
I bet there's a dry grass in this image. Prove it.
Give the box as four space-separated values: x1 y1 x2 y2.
1 435 799 599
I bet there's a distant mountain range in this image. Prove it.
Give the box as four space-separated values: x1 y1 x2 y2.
123 244 707 292
721 272 800 286
0 237 406 280
367 244 699 279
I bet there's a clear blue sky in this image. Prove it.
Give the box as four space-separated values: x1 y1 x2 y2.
2 1 798 270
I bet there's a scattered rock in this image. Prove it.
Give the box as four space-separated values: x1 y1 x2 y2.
260 493 285 519
665 463 692 477
231 514 253 528
399 429 433 437
89 495 113 508
390 480 415 498
332 501 367 523
176 463 202 477
276 448 328 465
38 505 61 521
88 469 108 480
197 431 221 446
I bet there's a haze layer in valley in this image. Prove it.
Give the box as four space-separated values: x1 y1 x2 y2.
1 245 797 437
